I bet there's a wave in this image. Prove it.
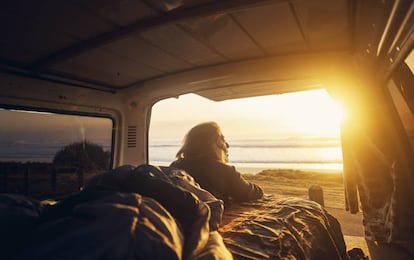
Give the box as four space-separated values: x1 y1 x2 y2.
227 143 340 148
150 144 179 148
150 142 341 149
230 158 343 164
150 137 340 147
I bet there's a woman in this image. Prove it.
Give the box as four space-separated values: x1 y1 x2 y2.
170 122 264 204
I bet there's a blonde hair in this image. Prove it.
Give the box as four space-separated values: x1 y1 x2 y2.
176 122 227 162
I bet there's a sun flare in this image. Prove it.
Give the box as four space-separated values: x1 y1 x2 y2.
286 90 345 137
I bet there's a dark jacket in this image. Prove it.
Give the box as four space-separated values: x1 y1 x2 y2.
170 158 264 204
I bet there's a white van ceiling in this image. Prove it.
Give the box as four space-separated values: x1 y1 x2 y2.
0 0 410 100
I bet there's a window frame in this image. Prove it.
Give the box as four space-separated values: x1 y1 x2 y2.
0 104 116 169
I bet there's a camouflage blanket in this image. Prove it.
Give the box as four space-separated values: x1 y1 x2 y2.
219 196 348 259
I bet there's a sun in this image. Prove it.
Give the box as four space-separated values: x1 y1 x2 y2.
246 89 345 138
280 89 345 137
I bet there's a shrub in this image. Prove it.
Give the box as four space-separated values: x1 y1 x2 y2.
53 141 110 172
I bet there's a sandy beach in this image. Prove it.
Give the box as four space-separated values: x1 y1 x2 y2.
242 169 364 237
243 169 345 208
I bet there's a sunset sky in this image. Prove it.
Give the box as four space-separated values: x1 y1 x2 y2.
0 110 112 146
150 89 344 141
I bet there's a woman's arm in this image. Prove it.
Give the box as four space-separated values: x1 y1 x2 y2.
224 165 264 202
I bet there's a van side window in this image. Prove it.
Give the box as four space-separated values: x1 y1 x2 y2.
0 108 113 199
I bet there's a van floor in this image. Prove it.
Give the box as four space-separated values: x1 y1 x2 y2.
327 207 413 259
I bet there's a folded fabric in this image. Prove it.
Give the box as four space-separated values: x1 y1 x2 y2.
0 193 43 258
160 166 225 231
83 164 231 259
15 192 184 260
85 164 201 232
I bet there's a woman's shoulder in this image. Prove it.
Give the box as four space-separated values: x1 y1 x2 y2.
205 160 240 175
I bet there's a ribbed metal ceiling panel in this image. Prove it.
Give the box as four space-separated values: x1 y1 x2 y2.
0 0 354 91
231 2 308 54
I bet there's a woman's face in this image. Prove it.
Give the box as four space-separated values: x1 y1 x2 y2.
217 132 229 162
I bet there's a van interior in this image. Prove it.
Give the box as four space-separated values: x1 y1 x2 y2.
1 0 414 259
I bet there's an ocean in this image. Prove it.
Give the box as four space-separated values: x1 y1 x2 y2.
149 138 343 174
0 138 343 174
0 142 112 163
